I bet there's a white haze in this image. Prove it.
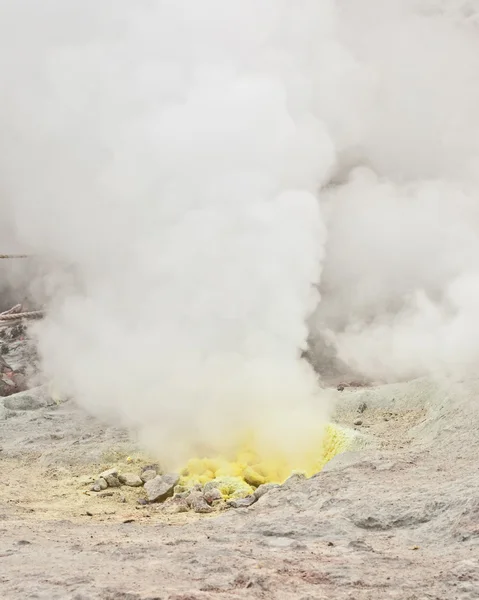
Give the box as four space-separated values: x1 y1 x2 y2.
317 0 479 382
0 0 478 463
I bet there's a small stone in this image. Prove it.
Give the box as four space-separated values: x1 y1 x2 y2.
118 473 143 487
141 464 160 474
104 474 121 488
165 496 190 513
203 477 252 499
144 473 179 503
203 488 223 505
90 477 108 492
99 468 119 479
211 499 228 511
354 419 363 426
140 469 157 483
186 492 213 514
174 491 191 499
228 495 256 509
3 387 48 411
357 402 367 413
254 483 280 500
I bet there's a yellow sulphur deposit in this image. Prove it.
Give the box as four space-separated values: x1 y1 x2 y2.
178 424 351 500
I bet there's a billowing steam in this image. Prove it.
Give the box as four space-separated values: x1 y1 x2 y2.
316 0 479 382
0 1 478 464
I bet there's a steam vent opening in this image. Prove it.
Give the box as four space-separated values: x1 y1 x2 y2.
177 424 351 500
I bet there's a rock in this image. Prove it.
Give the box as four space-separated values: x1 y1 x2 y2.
203 488 223 504
0 357 29 396
166 497 190 514
3 387 50 411
144 473 179 503
254 483 280 500
211 499 228 511
97 477 108 490
90 478 108 492
358 401 367 413
204 477 253 500
99 468 118 479
186 492 213 514
118 473 143 487
140 469 158 483
99 468 122 487
141 464 160 475
104 474 121 488
228 495 256 509
354 418 363 426
174 490 191 499
174 482 202 495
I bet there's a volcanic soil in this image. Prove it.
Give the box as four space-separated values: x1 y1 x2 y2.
1 370 478 600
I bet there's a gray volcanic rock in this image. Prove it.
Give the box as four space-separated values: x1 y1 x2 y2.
144 473 179 502
3 387 51 411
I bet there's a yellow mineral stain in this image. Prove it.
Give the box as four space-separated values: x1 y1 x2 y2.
179 423 350 500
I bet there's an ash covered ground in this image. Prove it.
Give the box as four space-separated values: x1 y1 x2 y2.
1 320 478 600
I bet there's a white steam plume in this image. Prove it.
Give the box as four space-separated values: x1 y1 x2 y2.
315 0 479 382
0 0 356 464
1 1 479 464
